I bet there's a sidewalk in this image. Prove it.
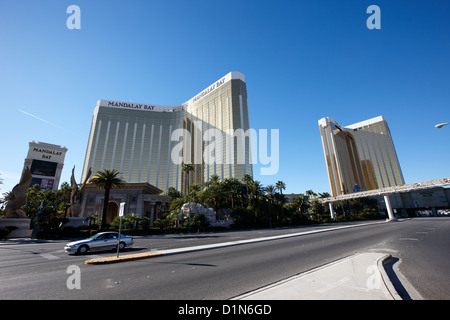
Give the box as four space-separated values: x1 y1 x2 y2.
233 252 401 300
85 249 410 300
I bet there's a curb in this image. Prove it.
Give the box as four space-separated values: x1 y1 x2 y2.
379 254 423 300
378 255 403 300
85 251 163 264
231 252 398 300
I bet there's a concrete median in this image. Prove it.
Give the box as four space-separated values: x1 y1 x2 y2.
85 251 164 264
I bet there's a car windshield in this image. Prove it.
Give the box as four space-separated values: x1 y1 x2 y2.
88 234 100 240
88 233 120 241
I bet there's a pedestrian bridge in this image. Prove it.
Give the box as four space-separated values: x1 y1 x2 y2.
320 177 450 221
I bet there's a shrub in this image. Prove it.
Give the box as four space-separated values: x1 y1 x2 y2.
357 208 382 220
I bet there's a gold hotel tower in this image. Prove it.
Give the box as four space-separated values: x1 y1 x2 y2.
318 116 404 197
82 72 252 193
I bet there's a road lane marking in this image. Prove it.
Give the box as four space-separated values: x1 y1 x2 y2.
39 253 60 260
158 221 389 256
369 248 398 253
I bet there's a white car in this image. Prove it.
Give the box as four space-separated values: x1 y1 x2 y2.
64 232 133 254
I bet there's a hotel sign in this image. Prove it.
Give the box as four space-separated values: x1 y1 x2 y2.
107 101 155 110
191 77 225 103
98 72 245 112
28 147 66 163
98 99 184 112
186 72 244 105
103 101 156 110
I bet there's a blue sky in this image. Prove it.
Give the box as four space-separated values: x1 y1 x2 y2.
1 0 449 196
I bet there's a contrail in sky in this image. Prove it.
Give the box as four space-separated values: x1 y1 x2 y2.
18 109 66 131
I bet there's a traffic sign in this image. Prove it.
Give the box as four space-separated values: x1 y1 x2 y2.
119 202 125 217
117 202 126 258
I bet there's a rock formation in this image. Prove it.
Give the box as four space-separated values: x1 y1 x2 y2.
5 167 32 218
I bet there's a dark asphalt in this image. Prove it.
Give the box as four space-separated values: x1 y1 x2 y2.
0 217 448 300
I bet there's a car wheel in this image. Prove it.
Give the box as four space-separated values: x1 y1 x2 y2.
77 245 89 255
117 242 126 251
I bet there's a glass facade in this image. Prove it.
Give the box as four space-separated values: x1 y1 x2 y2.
82 72 252 193
318 116 404 197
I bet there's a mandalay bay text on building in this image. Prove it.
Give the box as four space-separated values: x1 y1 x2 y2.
81 72 279 193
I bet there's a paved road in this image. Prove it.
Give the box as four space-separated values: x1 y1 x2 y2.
0 217 449 300
380 218 450 299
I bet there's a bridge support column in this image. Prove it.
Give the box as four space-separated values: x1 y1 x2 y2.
329 203 336 221
384 195 396 221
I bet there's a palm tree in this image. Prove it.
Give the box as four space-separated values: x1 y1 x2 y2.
182 163 194 195
291 195 307 214
59 182 72 218
241 173 253 206
206 174 221 187
275 180 286 218
305 189 316 200
248 180 263 207
320 192 331 198
265 185 276 203
187 183 200 233
265 185 277 228
223 178 242 209
90 169 125 231
204 174 222 212
189 184 201 203
182 163 196 233
275 181 286 195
